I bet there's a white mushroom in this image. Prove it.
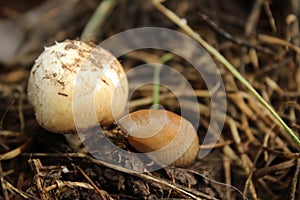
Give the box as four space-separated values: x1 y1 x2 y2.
27 40 128 146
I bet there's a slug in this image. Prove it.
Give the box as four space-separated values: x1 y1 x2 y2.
118 109 199 167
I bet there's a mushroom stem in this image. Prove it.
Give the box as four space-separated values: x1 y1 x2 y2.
64 133 85 151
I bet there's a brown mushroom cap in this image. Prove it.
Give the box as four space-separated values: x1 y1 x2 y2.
118 109 199 167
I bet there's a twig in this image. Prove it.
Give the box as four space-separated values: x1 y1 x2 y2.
241 114 260 145
262 124 273 161
257 178 276 198
136 173 211 200
185 168 247 200
76 165 113 200
4 179 40 200
263 0 277 32
0 141 30 160
254 57 292 77
130 92 175 109
253 159 296 178
290 158 300 200
44 180 94 192
0 130 24 137
285 14 299 45
87 157 212 200
152 0 300 146
245 0 264 36
81 0 118 42
241 0 263 73
243 145 265 200
227 93 256 120
198 12 274 55
228 118 257 200
27 153 208 200
257 119 293 155
28 159 49 200
262 148 299 159
200 140 232 149
258 34 300 54
17 86 25 131
223 155 231 200
0 161 9 200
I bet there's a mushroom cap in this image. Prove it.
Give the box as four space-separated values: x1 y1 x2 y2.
118 109 199 167
27 40 128 133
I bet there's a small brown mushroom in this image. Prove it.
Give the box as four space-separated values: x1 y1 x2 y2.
118 109 199 167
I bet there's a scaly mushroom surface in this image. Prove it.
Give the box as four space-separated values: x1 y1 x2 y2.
27 40 128 134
